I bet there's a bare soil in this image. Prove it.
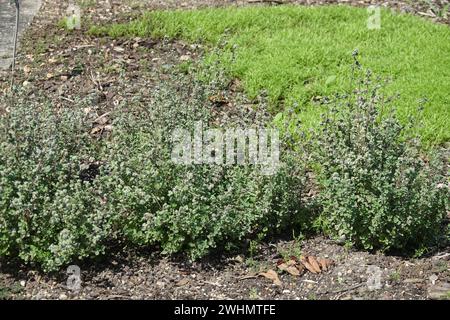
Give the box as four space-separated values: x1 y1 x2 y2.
0 0 449 300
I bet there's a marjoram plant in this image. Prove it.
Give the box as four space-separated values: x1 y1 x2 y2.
313 64 449 254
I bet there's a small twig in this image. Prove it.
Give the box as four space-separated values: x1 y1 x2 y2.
201 280 223 287
247 0 285 4
59 96 75 103
318 282 365 295
332 282 365 294
417 11 435 17
73 44 95 50
302 279 318 284
93 112 111 124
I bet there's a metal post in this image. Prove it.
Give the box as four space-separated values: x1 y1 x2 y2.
11 0 20 90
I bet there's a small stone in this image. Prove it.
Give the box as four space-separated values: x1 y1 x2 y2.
429 274 438 285
176 278 190 287
59 293 67 300
20 280 26 287
180 55 191 61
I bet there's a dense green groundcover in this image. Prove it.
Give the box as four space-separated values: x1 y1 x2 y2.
0 65 448 271
0 75 308 271
89 5 450 145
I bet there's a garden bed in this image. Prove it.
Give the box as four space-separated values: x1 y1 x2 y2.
0 0 448 300
1 236 449 300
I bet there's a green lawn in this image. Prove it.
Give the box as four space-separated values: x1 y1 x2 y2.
89 5 450 145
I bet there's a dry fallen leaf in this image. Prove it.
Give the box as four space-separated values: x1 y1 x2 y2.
23 65 31 74
259 269 282 286
277 259 302 276
307 256 322 273
317 258 328 271
239 274 258 280
285 259 297 266
299 256 335 274
317 258 334 272
280 264 301 277
296 263 305 273
300 257 318 274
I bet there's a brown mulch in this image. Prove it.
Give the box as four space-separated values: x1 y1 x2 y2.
1 236 449 300
0 0 449 300
25 0 450 27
